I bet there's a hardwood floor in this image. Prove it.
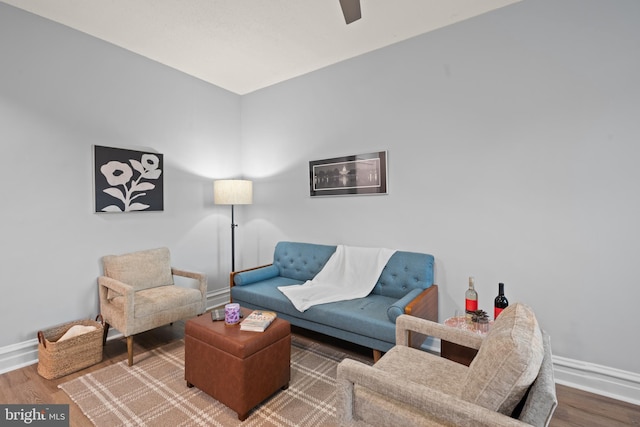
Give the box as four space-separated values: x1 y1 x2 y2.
552 385 640 427
1 322 639 426
0 322 187 427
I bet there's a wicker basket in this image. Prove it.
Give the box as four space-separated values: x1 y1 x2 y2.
37 315 104 380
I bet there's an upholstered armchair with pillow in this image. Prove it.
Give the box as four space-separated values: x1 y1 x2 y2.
98 247 207 366
337 303 557 427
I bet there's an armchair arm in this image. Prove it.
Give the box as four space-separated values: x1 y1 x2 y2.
98 275 134 298
97 276 135 327
396 314 484 350
337 359 529 427
172 267 207 297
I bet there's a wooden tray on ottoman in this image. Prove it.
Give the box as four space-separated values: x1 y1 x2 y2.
185 308 291 420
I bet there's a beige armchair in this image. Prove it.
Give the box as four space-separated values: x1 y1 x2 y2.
337 303 557 426
98 247 207 366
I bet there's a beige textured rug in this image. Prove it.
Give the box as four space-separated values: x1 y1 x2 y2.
59 336 371 426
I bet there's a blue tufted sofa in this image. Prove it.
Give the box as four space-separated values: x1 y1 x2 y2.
230 241 438 360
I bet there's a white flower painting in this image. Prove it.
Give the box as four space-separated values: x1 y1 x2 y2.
94 145 164 212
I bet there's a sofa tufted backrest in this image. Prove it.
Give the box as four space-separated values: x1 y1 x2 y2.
372 251 434 298
273 241 337 282
272 242 434 299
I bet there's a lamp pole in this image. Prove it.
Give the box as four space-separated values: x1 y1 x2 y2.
230 204 237 272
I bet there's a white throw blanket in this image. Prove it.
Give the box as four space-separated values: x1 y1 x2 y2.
278 245 396 312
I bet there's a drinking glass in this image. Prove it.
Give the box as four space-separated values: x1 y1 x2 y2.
446 309 464 328
477 318 489 334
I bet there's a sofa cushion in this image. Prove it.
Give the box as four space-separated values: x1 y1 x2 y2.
459 303 544 416
103 247 174 291
273 241 336 281
231 279 397 344
308 295 397 343
231 276 303 312
373 251 434 299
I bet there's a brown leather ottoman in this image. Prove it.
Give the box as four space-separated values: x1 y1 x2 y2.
184 308 291 420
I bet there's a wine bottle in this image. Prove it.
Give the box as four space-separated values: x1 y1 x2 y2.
465 277 478 322
494 282 509 319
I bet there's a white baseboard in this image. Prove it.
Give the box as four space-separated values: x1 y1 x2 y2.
206 287 231 309
0 339 39 375
0 289 232 375
553 355 640 406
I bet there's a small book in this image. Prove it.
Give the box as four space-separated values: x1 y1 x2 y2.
240 310 277 332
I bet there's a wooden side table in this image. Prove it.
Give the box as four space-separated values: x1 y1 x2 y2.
440 316 490 366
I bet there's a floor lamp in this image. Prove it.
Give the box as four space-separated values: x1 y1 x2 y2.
214 179 253 272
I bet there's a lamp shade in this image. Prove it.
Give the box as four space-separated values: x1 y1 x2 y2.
214 179 253 205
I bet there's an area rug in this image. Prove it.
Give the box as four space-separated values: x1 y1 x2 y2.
59 336 372 426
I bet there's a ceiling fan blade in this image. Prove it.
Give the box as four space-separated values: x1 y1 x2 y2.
339 0 361 24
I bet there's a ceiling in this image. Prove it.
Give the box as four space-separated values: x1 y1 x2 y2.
2 0 520 95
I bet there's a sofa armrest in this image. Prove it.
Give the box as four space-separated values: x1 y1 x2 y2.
399 285 439 349
396 314 484 350
229 264 277 288
404 284 438 321
171 268 208 298
387 289 423 323
337 359 528 427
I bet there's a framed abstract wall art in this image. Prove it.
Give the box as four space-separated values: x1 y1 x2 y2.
93 145 164 212
309 151 387 197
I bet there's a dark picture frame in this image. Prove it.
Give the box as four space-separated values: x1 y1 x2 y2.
93 145 164 213
309 151 387 197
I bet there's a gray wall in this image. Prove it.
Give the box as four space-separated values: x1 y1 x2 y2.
2 0 639 400
240 0 640 376
0 4 242 347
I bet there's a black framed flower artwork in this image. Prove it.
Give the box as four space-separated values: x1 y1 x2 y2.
93 145 164 212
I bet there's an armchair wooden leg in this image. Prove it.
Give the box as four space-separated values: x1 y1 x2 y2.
127 336 134 366
373 349 382 363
